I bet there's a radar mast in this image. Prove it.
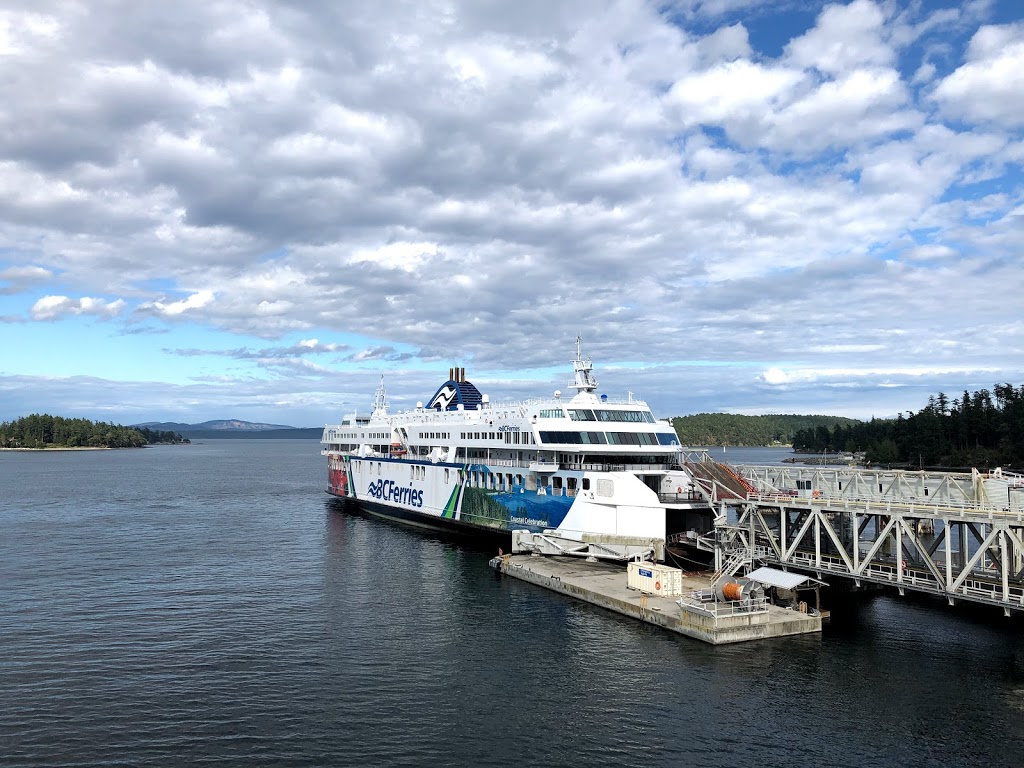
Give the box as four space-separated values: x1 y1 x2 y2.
372 376 388 416
569 336 599 396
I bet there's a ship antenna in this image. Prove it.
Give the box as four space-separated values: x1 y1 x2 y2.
372 376 388 414
568 336 598 396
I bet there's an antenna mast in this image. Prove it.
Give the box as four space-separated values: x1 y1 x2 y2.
568 336 599 396
372 376 388 415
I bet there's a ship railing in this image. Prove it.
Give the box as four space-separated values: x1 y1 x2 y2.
517 396 648 407
578 463 675 472
481 460 676 473
741 492 1018 520
658 491 707 503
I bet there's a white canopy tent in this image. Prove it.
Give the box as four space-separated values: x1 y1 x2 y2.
745 566 826 612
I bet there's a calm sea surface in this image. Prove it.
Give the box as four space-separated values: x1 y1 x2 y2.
3 440 1024 767
699 445 821 466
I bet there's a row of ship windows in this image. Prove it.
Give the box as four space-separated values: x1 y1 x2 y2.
537 431 680 446
354 460 599 495
460 431 535 444
462 471 595 496
331 444 410 454
337 431 511 442
537 408 656 423
353 461 468 486
333 443 529 455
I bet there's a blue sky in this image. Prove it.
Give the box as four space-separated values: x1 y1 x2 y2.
1 0 1022 427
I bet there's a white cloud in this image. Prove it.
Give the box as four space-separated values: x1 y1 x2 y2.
933 22 1024 126
349 241 439 271
759 365 1002 386
30 295 125 320
146 290 215 317
667 59 804 126
911 60 936 84
0 264 55 295
692 23 752 63
766 67 918 153
0 265 52 280
666 0 768 21
0 10 60 56
784 0 894 75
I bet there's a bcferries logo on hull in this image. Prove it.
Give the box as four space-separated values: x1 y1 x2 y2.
367 479 424 508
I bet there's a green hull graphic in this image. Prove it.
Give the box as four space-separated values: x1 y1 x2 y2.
441 483 461 519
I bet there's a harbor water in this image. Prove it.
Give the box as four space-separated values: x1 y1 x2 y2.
3 440 1024 767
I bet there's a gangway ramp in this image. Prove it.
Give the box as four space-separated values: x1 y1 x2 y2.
685 460 757 502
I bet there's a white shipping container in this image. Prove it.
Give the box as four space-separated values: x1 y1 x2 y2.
627 561 683 597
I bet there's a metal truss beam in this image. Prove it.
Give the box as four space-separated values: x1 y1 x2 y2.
714 499 1024 615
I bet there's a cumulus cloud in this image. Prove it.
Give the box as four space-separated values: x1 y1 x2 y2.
30 295 125 320
785 0 894 75
142 290 216 317
0 264 52 295
0 265 51 281
932 22 1024 126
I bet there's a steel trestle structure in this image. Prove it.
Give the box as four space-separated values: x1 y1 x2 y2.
709 465 1024 615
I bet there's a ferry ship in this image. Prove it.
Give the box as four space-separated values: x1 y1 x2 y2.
321 340 721 547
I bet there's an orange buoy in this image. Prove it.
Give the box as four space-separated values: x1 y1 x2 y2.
655 580 661 591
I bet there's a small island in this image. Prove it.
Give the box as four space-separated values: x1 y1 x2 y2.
0 414 189 450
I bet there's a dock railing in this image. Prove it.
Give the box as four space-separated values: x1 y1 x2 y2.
741 491 1020 522
676 593 769 626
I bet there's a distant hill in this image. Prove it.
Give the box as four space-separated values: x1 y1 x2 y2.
132 419 320 439
135 419 295 432
183 428 322 439
669 413 861 447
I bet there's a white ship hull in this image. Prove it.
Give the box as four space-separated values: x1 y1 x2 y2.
327 453 688 542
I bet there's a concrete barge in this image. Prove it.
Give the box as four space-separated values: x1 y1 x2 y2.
489 554 822 645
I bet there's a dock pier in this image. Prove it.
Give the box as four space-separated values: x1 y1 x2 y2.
489 554 822 645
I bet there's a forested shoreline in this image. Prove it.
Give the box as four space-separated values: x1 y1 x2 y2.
0 414 189 449
669 413 858 447
793 384 1024 469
